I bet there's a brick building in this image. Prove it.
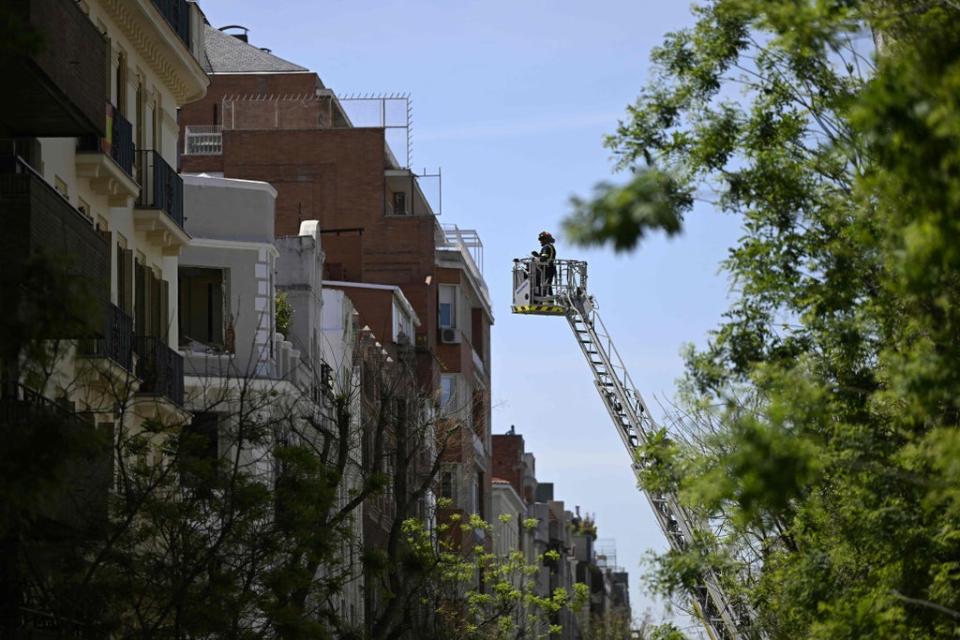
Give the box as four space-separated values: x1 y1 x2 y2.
492 428 634 639
179 19 495 623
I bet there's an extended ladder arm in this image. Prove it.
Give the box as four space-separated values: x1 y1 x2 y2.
511 257 751 640
565 295 747 640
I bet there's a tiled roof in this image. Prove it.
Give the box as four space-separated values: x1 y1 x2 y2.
202 25 308 73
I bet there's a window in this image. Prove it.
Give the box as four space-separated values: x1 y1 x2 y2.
136 80 144 151
116 243 133 314
439 285 457 329
152 97 161 154
472 388 486 437
392 191 406 215
393 301 413 344
179 266 225 349
135 260 169 339
440 374 456 411
441 471 454 499
114 51 126 114
476 471 485 518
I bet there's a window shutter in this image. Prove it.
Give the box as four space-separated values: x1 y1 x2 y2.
122 249 133 314
115 244 123 309
115 248 134 314
134 262 146 336
160 279 169 340
150 271 162 339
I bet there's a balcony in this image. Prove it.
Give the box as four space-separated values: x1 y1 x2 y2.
135 335 184 406
385 169 440 216
79 302 134 373
134 150 189 255
151 0 191 48
0 0 107 137
0 157 110 335
0 382 88 428
76 103 139 206
0 382 111 535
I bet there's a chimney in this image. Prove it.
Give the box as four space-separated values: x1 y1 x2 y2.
219 25 249 43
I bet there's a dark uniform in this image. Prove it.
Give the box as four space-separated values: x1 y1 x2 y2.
539 242 556 296
532 232 557 298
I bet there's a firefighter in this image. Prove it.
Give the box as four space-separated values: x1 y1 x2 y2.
531 230 557 298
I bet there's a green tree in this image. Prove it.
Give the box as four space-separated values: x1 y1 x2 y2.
565 1 960 638
397 508 588 640
1 274 444 639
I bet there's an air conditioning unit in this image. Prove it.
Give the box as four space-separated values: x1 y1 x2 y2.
440 327 461 344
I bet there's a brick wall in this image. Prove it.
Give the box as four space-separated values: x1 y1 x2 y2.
181 73 444 374
324 284 393 346
492 434 525 501
180 72 321 128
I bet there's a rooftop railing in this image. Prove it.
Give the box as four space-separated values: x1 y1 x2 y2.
439 224 489 302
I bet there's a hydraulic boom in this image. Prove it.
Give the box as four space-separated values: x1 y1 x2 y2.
511 257 751 640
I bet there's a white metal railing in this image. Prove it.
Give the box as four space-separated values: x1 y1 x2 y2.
442 224 483 273
439 224 489 301
512 258 587 305
183 125 222 155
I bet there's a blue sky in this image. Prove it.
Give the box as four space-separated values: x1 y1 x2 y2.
199 0 743 629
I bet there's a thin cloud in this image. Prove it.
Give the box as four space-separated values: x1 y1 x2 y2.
418 111 623 142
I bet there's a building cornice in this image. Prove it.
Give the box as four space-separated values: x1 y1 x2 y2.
98 0 208 103
323 280 421 327
187 237 279 256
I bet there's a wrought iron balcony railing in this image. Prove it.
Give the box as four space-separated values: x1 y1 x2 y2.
136 150 184 229
80 302 134 371
0 382 89 428
135 335 184 406
78 102 136 178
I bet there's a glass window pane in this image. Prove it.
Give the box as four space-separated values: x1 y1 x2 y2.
439 303 452 328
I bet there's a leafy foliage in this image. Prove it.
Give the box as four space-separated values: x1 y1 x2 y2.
406 506 590 640
567 0 960 637
275 291 293 338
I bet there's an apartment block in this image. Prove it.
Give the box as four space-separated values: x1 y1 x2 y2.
1 0 208 631
3 0 208 415
491 428 632 639
178 25 494 527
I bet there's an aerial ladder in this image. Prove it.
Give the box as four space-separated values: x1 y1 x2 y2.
511 257 751 640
